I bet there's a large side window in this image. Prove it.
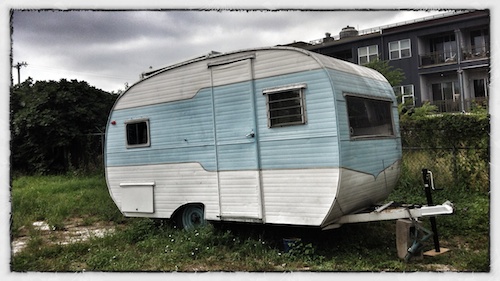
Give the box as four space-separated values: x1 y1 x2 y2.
125 119 150 148
263 83 307 128
345 95 394 138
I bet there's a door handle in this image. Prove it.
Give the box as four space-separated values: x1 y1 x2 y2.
246 130 255 138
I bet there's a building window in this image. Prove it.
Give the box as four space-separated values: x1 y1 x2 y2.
431 81 461 112
393 85 415 107
473 79 487 98
263 83 307 128
358 45 379 65
466 29 490 60
430 34 457 63
389 39 411 60
345 94 394 138
125 119 150 148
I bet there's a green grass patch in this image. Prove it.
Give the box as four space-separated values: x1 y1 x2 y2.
11 174 124 237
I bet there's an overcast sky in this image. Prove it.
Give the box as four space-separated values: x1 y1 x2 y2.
10 9 454 93
2 2 500 281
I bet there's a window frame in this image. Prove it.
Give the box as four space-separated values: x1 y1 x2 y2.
358 45 379 65
389 39 412 60
344 93 395 139
125 118 151 148
393 84 415 106
263 83 307 128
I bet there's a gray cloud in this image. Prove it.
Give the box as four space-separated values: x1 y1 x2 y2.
11 9 446 92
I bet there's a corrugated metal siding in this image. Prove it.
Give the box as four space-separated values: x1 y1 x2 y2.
106 88 217 169
106 69 340 171
105 47 403 226
321 67 402 221
218 170 261 218
115 60 212 110
106 163 220 219
321 162 400 226
262 168 339 226
327 68 401 176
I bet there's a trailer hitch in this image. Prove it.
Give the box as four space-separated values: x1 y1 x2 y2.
404 211 434 262
404 169 449 261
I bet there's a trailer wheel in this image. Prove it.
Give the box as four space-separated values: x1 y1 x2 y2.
176 204 206 230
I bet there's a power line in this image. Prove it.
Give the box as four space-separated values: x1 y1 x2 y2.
12 61 28 85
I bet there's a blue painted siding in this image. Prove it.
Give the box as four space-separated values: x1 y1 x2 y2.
106 89 217 170
327 68 402 177
254 70 340 170
106 68 341 171
106 66 401 176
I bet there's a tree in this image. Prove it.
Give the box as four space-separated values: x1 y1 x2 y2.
363 59 405 87
10 78 118 174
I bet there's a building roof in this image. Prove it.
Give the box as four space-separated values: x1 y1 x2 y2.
289 10 488 49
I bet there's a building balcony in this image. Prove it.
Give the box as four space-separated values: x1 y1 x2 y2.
420 51 458 67
429 97 488 113
462 44 490 61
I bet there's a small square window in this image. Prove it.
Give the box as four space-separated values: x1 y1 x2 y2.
263 84 307 128
125 119 150 148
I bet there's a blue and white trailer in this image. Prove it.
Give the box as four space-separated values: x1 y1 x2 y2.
104 46 450 230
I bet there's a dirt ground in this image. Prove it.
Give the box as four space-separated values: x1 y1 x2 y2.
11 218 116 255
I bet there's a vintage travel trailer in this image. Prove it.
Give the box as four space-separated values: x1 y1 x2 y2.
104 46 405 230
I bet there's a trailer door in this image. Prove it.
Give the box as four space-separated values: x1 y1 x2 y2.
209 55 263 221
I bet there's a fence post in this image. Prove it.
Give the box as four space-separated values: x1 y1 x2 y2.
452 147 459 188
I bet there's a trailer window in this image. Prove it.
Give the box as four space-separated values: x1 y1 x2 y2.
345 95 394 138
125 119 150 148
263 83 307 128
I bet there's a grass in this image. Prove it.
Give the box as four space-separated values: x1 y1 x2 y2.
10 173 124 238
10 160 490 272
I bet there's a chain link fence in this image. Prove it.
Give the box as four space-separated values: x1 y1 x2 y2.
400 130 489 192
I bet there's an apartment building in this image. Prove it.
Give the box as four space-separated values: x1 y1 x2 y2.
288 10 490 112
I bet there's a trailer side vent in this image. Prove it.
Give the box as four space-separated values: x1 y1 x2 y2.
263 83 307 128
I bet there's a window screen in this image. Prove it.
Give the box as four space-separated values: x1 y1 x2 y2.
264 84 307 128
126 119 150 147
345 95 394 138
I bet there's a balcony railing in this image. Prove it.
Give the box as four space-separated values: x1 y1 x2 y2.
420 51 457 67
420 44 490 67
430 99 461 112
462 44 490 61
429 97 488 113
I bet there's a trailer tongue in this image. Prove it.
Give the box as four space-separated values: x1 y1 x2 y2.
324 169 454 261
323 200 453 229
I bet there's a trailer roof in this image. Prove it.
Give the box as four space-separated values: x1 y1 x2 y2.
138 46 387 83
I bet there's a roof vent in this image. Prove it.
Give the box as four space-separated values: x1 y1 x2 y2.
339 26 358 39
323 32 334 42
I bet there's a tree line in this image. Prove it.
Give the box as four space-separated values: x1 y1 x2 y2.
10 78 118 174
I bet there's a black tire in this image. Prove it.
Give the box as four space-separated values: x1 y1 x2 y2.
176 204 206 230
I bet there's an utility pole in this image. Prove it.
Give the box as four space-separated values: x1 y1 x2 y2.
12 61 28 85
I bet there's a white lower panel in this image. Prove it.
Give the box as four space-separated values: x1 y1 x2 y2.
261 168 339 226
218 170 261 219
322 160 401 227
107 164 343 227
106 163 219 219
